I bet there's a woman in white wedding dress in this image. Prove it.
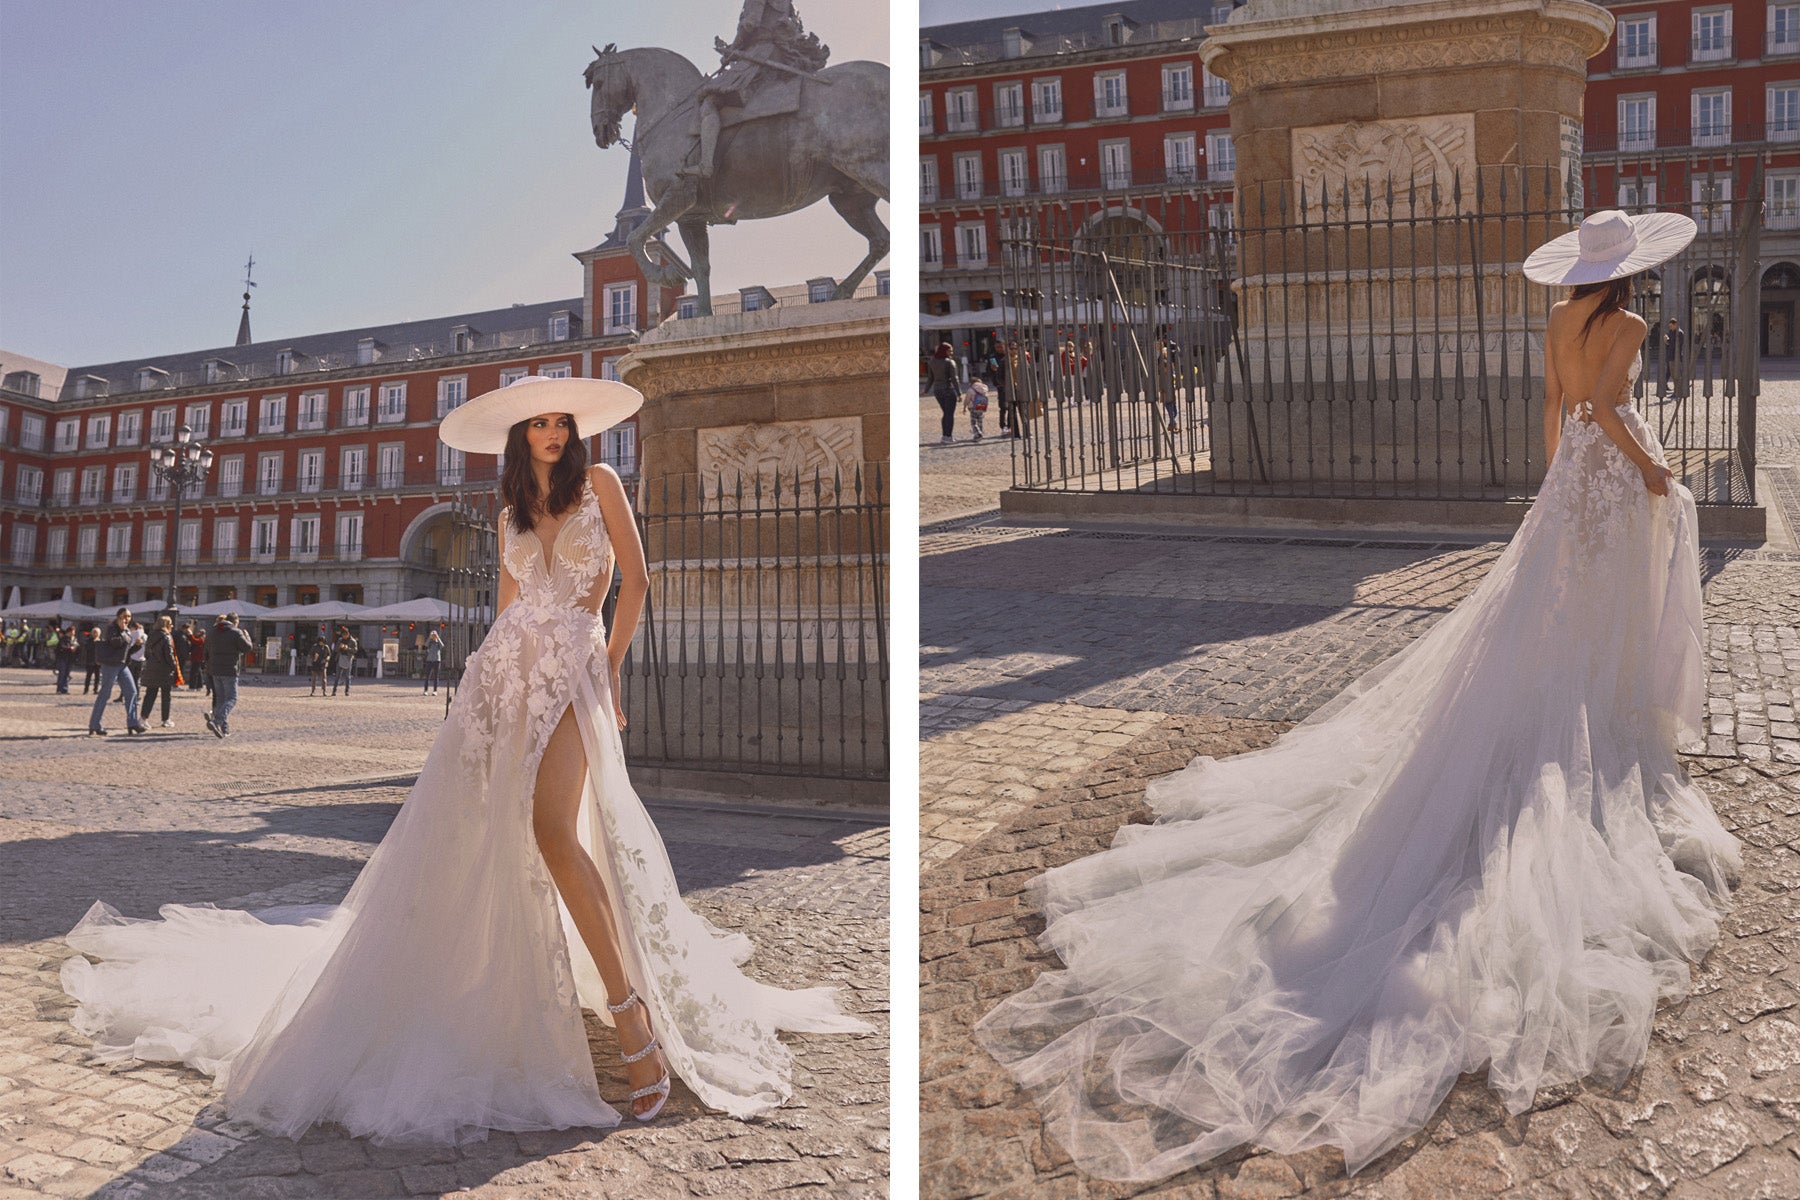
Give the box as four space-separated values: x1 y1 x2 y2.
61 375 869 1144
975 210 1741 1182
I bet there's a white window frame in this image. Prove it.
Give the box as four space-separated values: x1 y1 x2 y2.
12 525 36 565
142 521 166 564
946 86 977 132
105 523 131 567
297 449 324 493
919 91 933 135
599 425 637 474
257 451 283 496
251 515 279 562
53 468 74 506
219 399 248 437
998 148 1029 197
114 410 141 447
921 225 944 270
921 156 939 203
1617 14 1657 66
1617 177 1658 209
1769 172 1800 228
1164 132 1198 184
112 463 137 504
1038 144 1067 195
378 443 405 489
1100 139 1132 189
336 511 363 561
1692 87 1732 146
603 283 637 334
378 382 407 423
1162 63 1194 111
499 367 529 387
178 519 200 564
1770 83 1800 141
1692 175 1733 232
437 442 466 486
297 390 328 429
435 375 468 419
1774 4 1800 55
54 417 80 451
1032 77 1063 123
1207 130 1237 181
76 525 98 566
1693 6 1733 61
86 414 110 449
218 455 244 498
45 525 67 564
258 393 287 434
182 402 210 439
340 445 366 491
955 221 989 269
1095 71 1128 118
548 311 572 341
954 152 984 200
1619 94 1656 151
213 517 238 563
19 413 43 451
341 386 370 427
290 514 321 560
149 406 176 443
993 80 1024 127
1202 63 1230 108
79 466 104 505
537 363 572 379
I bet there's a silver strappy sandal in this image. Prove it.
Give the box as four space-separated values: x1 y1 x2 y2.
607 988 671 1122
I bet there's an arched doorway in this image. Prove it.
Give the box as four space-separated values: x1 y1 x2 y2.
1690 266 1730 355
1761 261 1800 356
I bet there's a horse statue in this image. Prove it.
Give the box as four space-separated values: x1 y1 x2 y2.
584 42 888 319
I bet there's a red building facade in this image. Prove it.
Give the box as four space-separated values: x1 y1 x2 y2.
0 178 677 613
919 0 1245 357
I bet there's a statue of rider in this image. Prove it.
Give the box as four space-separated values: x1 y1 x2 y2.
679 0 829 181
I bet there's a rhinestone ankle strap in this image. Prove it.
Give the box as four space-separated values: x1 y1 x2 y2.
607 988 643 1015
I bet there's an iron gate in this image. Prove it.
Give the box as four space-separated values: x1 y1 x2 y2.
997 160 1759 507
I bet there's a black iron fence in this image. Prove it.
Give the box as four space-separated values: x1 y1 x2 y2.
998 160 1758 507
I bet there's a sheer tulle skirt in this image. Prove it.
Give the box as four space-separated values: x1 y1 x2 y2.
62 600 868 1145
974 410 1740 1180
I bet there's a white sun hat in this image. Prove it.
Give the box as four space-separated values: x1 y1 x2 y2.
437 375 644 454
1522 209 1698 286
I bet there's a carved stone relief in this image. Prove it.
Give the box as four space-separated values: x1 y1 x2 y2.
697 416 864 504
1292 114 1473 216
1219 26 1589 89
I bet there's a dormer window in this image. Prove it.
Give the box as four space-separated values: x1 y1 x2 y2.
135 366 168 391
739 286 775 312
548 311 572 341
203 358 234 384
875 270 891 297
1002 28 1024 58
70 375 108 400
920 38 935 69
275 349 297 375
808 277 837 303
677 297 700 320
451 325 476 353
3 370 40 397
357 337 381 366
1104 15 1127 45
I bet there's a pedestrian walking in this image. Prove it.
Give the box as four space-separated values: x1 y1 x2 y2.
422 629 444 694
187 626 209 694
88 609 147 737
1661 317 1687 396
308 633 331 696
966 378 990 440
204 612 255 738
330 626 360 695
926 341 962 444
79 626 101 693
124 619 147 693
53 625 77 694
139 614 181 728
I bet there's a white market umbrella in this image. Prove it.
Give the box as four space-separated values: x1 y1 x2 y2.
258 600 371 622
3 586 19 610
182 599 274 619
351 597 456 623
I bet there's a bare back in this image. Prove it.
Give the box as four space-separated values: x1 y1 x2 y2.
1546 300 1645 423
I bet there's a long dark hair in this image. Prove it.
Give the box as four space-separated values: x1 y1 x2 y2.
1571 276 1632 343
500 414 589 535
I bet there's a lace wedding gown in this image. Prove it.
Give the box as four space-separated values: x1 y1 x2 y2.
975 357 1740 1181
62 474 869 1145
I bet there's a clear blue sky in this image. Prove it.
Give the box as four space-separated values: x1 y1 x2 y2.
921 0 1078 24
0 1 888 367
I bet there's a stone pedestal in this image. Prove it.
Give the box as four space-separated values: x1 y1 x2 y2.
614 298 888 784
1203 0 1611 491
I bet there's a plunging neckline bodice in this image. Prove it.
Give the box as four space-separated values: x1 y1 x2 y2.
502 476 615 614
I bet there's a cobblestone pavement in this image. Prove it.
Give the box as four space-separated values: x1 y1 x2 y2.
919 373 1800 1196
0 672 888 1198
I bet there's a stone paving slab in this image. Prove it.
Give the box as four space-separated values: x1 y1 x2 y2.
0 670 888 1198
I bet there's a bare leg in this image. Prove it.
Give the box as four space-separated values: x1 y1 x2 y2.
532 707 668 1116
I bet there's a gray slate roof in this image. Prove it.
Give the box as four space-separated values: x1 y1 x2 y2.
922 0 1236 47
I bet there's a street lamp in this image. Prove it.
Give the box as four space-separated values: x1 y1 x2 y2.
147 424 214 618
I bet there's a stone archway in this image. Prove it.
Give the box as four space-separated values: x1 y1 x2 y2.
1761 262 1800 356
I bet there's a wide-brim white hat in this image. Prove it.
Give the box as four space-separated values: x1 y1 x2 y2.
438 376 644 454
1522 209 1697 285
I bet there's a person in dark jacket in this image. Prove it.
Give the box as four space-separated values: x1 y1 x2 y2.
187 625 209 693
330 627 360 695
139 614 181 727
204 613 256 738
80 625 101 694
308 632 332 697
88 608 148 736
422 629 444 694
53 625 78 694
